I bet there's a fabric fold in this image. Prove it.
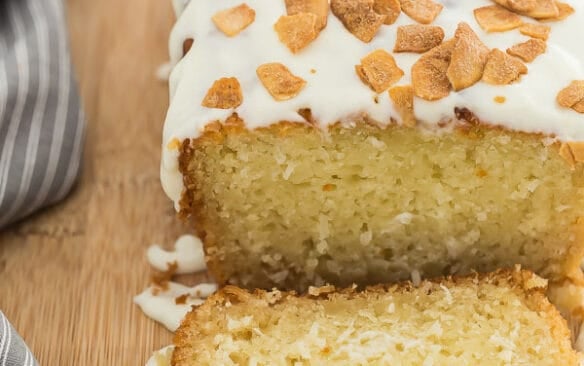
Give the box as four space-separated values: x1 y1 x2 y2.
0 0 85 230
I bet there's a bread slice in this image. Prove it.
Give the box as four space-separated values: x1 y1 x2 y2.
179 119 584 291
172 268 582 365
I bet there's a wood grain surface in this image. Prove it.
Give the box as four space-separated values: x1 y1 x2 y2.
0 1 201 364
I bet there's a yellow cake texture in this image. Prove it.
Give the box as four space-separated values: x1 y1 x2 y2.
179 117 584 291
171 268 582 366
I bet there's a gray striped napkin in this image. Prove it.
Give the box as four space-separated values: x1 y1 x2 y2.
0 312 37 366
0 0 85 230
1 0 83 364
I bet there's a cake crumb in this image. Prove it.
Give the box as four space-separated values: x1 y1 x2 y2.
151 261 178 289
175 294 189 305
494 96 506 104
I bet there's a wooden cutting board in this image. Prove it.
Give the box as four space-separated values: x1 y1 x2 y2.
0 1 208 364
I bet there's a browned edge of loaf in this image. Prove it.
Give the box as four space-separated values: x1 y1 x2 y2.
175 111 584 287
171 267 577 365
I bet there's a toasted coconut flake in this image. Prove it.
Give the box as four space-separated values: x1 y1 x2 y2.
151 261 178 289
412 39 455 101
482 49 528 85
389 85 416 127
394 25 444 53
399 0 443 24
506 38 547 62
256 63 307 101
285 0 329 30
212 4 256 37
494 0 559 19
356 49 404 93
541 1 574 21
519 23 551 40
274 13 319 53
473 5 523 32
202 77 243 109
506 0 538 12
574 100 584 114
557 81 584 113
331 0 386 43
492 0 535 12
527 0 559 19
447 23 490 91
373 0 401 25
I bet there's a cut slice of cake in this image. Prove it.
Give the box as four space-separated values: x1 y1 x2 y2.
161 1 584 291
171 268 582 365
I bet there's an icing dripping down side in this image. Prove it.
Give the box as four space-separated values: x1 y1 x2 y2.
161 0 584 207
135 234 216 332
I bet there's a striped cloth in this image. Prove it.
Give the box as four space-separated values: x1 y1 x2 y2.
0 312 37 366
0 0 85 230
1 0 83 364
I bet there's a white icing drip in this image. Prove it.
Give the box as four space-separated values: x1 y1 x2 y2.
161 0 584 205
134 281 217 332
145 345 174 366
155 62 174 82
171 0 190 18
147 234 206 274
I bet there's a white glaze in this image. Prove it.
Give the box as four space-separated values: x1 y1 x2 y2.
145 345 174 366
161 0 584 206
155 62 173 82
135 281 217 332
171 0 190 18
147 234 206 274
